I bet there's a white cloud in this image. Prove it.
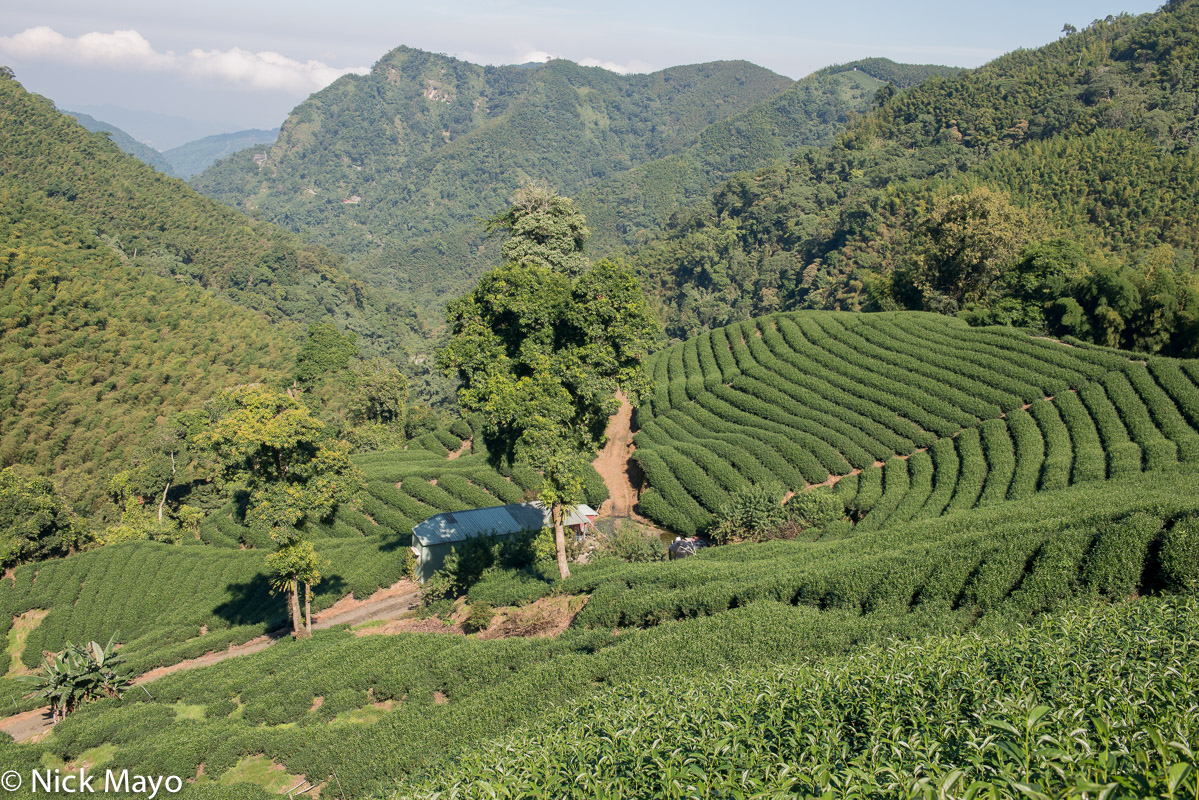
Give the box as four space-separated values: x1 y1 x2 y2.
578 57 652 75
517 49 555 64
186 47 367 92
0 26 368 93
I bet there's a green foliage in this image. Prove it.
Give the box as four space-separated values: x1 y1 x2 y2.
197 385 363 543
440 192 658 576
402 595 1199 799
20 632 129 721
463 602 495 634
633 3 1199 353
192 52 799 306
1161 516 1199 590
466 568 555 607
294 322 358 386
0 466 85 568
597 520 667 563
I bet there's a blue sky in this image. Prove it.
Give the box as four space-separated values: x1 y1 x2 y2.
0 0 1165 147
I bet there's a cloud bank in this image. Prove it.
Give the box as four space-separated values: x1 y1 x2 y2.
0 27 369 92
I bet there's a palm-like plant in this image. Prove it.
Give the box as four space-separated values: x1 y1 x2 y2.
20 633 130 721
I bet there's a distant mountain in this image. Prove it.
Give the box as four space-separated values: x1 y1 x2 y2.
577 58 961 252
191 49 797 305
66 104 233 150
64 111 177 176
164 128 279 178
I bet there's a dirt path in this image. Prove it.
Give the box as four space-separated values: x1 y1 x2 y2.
0 579 420 742
594 392 642 518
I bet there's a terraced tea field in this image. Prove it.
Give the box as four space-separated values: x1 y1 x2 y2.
635 311 1199 533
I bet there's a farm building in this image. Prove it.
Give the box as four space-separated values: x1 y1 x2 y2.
410 502 598 582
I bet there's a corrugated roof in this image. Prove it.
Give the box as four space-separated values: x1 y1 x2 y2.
412 502 597 547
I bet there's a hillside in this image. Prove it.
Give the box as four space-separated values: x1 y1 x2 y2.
633 311 1199 534
576 59 961 253
192 52 958 309
0 303 1193 795
0 71 427 506
163 128 278 178
0 72 420 357
63 111 177 176
190 51 795 304
635 1 1199 347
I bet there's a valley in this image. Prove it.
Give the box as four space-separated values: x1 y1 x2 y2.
0 2 1197 797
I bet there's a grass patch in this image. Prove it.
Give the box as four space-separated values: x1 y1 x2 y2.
217 754 302 794
331 700 395 726
5 608 48 677
172 702 206 721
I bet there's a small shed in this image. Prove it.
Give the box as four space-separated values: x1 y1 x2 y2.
410 502 598 582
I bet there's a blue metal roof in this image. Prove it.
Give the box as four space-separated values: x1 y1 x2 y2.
411 502 597 547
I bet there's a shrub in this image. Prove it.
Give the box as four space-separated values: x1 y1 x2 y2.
467 569 555 607
709 483 789 545
598 521 668 563
787 486 845 529
1083 512 1164 599
1160 516 1199 590
463 603 495 634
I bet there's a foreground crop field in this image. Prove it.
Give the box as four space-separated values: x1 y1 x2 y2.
402 593 1199 799
0 471 1194 797
635 312 1199 533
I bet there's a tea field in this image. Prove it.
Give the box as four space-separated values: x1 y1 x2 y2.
634 311 1199 534
1 310 1197 798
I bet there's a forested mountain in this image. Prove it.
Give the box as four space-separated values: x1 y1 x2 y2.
163 128 278 178
0 70 424 507
1 72 420 356
192 50 958 308
576 59 961 253
191 50 797 303
634 1 1199 354
64 111 177 176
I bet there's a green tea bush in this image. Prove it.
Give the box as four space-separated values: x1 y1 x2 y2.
1160 516 1199 590
1005 408 1043 499
463 602 494 634
1029 398 1071 490
977 418 1015 506
400 595 1199 800
1125 362 1199 462
466 568 555 607
1079 382 1142 477
1082 512 1164 599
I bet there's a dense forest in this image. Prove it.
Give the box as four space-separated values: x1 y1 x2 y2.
634 1 1199 354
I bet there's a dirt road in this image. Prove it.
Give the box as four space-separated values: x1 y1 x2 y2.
594 392 641 518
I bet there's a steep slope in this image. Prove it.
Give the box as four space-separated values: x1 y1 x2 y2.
192 50 795 303
163 128 278 178
0 71 420 358
0 189 296 506
64 111 177 176
634 1 1199 346
0 71 427 505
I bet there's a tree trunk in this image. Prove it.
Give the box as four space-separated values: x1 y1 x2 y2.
304 582 312 635
553 501 570 579
288 586 303 637
157 451 176 527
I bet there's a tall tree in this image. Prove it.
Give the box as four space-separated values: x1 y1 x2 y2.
440 187 658 578
196 385 362 636
0 467 85 569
